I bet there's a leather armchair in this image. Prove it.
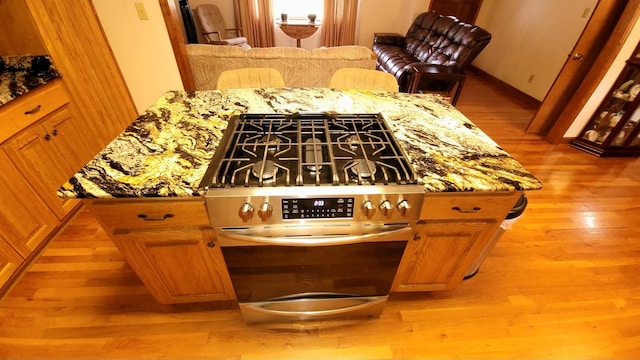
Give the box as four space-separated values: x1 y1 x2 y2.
373 12 491 104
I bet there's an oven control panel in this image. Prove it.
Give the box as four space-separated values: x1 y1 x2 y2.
206 185 425 227
282 198 355 219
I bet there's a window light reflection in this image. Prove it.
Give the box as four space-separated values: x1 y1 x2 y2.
273 0 324 21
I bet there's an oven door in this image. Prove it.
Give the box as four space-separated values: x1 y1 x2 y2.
215 222 413 323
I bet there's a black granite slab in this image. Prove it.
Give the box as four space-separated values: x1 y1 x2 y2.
0 55 61 107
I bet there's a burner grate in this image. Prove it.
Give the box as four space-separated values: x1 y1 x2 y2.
201 113 417 188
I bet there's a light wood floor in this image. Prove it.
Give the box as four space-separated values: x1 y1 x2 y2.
1 76 639 359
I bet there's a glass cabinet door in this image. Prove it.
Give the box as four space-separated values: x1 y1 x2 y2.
571 48 640 157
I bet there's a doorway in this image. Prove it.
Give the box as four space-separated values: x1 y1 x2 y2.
528 0 630 141
429 0 482 24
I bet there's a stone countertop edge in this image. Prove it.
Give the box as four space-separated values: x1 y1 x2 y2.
57 88 543 199
0 55 62 108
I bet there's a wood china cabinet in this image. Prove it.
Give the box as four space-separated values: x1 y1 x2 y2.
570 42 640 157
0 0 137 298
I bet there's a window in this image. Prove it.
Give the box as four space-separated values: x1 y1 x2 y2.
272 0 323 21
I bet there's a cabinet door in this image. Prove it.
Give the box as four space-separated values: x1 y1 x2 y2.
112 228 236 304
41 105 93 172
571 58 640 157
392 220 496 292
0 151 58 258
0 234 25 290
3 111 78 220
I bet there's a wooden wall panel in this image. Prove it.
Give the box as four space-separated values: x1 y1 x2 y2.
0 0 46 56
23 0 138 154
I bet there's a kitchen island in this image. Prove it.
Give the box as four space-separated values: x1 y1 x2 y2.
58 88 542 305
59 88 541 198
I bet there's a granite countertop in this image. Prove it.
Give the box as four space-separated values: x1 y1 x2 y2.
58 88 542 198
0 55 61 107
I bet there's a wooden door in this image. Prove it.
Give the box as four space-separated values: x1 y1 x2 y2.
42 105 93 172
0 151 58 258
112 228 236 304
3 123 78 220
527 0 629 136
392 220 494 292
429 0 483 23
0 235 24 288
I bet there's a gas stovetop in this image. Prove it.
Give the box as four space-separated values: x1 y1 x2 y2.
201 112 424 227
200 112 418 189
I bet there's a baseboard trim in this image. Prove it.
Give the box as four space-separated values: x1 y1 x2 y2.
468 66 541 109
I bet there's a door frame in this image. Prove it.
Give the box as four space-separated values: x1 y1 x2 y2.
159 0 196 92
529 0 639 143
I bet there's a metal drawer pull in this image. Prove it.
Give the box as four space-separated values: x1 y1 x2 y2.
452 206 481 213
137 213 175 221
24 105 42 115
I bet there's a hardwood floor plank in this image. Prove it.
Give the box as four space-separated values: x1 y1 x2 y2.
1 74 639 358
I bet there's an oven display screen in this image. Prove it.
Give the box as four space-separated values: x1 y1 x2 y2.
282 197 354 219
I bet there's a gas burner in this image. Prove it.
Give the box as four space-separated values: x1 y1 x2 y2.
260 135 281 154
201 113 418 188
304 137 324 173
348 135 360 150
252 160 277 182
349 159 377 178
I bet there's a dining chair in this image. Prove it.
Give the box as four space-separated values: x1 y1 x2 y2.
216 68 286 90
195 4 248 48
329 68 399 92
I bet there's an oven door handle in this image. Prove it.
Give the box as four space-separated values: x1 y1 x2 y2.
219 226 414 246
241 295 388 322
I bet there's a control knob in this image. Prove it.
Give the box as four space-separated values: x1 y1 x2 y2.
258 202 273 221
379 199 394 217
238 202 254 222
361 200 376 219
397 199 412 217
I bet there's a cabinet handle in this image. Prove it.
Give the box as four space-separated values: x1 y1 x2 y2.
44 134 51 141
52 129 58 136
207 241 216 248
452 206 481 213
137 213 175 221
24 105 42 115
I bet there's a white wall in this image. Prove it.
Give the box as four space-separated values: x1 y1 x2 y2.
92 0 183 114
93 0 639 140
473 0 598 101
356 0 428 48
565 19 640 137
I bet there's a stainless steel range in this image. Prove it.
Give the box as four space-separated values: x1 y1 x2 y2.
201 112 424 323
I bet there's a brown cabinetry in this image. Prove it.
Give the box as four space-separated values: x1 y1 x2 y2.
392 192 519 292
0 0 138 299
571 42 640 157
0 151 58 292
2 83 83 221
0 236 24 288
87 199 236 304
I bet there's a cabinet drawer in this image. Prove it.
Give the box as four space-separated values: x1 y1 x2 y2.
420 192 521 221
0 79 69 143
88 198 210 231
